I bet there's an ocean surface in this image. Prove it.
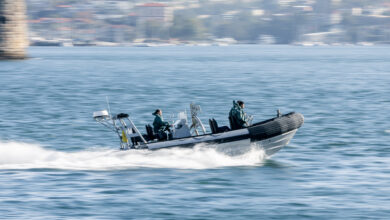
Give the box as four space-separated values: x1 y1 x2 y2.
0 45 389 219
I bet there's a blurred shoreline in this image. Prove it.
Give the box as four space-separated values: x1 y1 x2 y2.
27 0 390 47
29 39 383 47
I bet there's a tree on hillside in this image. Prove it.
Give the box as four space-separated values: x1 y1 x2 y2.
170 15 204 40
144 21 169 39
212 13 265 42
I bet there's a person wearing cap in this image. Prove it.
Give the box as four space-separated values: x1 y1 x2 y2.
229 100 249 129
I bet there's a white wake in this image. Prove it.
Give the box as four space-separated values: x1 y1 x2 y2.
0 141 266 170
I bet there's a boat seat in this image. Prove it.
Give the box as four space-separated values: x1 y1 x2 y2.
229 115 240 130
212 118 230 133
147 124 168 141
209 118 230 134
145 124 155 140
209 119 217 134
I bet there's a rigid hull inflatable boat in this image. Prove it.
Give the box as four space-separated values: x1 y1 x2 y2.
93 103 304 157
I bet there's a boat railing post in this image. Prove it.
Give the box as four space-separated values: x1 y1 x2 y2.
126 117 147 145
112 118 126 149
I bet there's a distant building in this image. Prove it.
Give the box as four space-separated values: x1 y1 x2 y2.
135 3 173 23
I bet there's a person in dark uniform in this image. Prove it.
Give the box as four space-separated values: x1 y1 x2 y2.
152 109 170 140
229 100 249 129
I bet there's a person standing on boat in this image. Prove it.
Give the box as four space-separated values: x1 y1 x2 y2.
152 109 170 139
229 100 249 129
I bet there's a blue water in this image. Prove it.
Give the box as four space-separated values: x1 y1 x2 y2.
0 45 389 219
